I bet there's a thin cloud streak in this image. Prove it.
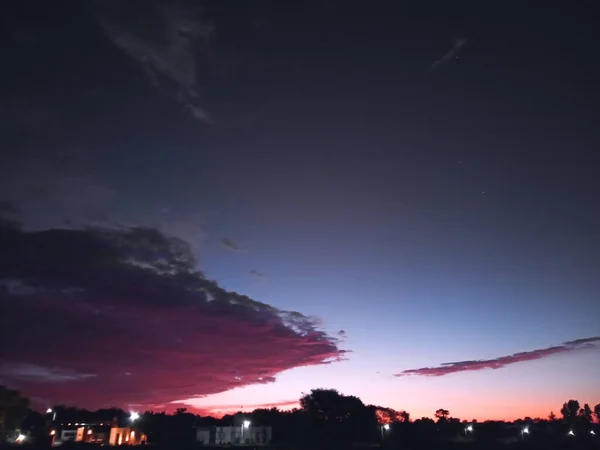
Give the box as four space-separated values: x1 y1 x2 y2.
431 38 467 70
177 399 299 417
395 336 600 377
220 238 245 252
249 269 267 282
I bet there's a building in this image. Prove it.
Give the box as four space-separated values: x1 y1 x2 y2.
109 427 147 446
196 426 272 446
50 423 146 446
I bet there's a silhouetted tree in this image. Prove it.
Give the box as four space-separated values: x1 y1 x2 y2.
548 411 557 421
299 388 377 442
0 386 30 431
435 409 450 422
560 399 580 425
594 403 600 423
579 403 593 423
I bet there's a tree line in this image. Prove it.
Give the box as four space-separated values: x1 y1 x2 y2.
2 385 599 445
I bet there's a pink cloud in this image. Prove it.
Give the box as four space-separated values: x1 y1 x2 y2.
395 337 600 377
0 224 346 410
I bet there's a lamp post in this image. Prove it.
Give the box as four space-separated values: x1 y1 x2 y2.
380 423 390 441
464 425 473 437
47 408 57 422
241 420 250 444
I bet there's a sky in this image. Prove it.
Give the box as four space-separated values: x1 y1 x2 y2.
1 1 599 421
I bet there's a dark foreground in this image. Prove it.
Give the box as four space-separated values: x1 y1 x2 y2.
2 440 599 450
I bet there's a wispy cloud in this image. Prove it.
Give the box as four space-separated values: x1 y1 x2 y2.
431 38 467 70
249 269 267 282
220 238 245 252
0 362 96 383
395 336 600 377
92 1 215 123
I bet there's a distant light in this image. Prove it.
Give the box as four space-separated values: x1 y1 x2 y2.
47 408 53 414
590 430 596 436
87 430 92 435
75 423 79 426
568 430 575 436
50 430 56 436
16 435 26 443
466 425 473 432
243 420 251 428
383 424 390 430
130 412 140 421
523 427 529 434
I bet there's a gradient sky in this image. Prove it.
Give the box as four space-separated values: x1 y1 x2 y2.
1 1 599 421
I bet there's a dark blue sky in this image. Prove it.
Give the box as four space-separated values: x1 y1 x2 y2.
1 1 599 418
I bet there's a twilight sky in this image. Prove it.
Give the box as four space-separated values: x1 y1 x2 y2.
1 1 599 421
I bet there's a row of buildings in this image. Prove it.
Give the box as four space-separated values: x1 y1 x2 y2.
49 422 272 447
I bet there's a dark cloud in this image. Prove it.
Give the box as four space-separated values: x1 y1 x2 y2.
0 222 345 410
220 238 245 252
395 337 600 377
337 330 346 337
431 38 467 70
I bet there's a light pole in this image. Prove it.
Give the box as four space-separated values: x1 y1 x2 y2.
464 425 473 437
47 408 57 422
380 424 390 441
241 420 250 444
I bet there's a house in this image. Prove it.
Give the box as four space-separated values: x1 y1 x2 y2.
50 423 146 446
196 425 272 446
109 427 147 445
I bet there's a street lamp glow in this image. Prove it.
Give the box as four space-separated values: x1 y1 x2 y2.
466 425 473 432
523 427 529 434
243 420 251 428
590 430 596 436
130 412 140 421
46 408 53 414
568 430 574 436
383 424 390 430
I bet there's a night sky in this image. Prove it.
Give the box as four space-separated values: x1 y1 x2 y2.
1 1 599 420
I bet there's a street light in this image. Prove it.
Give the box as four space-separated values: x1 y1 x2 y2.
590 430 596 436
46 408 57 422
380 424 390 441
568 430 575 436
130 412 140 421
521 427 529 439
241 420 250 443
464 425 473 437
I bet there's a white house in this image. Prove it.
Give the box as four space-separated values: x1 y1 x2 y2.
211 426 272 445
